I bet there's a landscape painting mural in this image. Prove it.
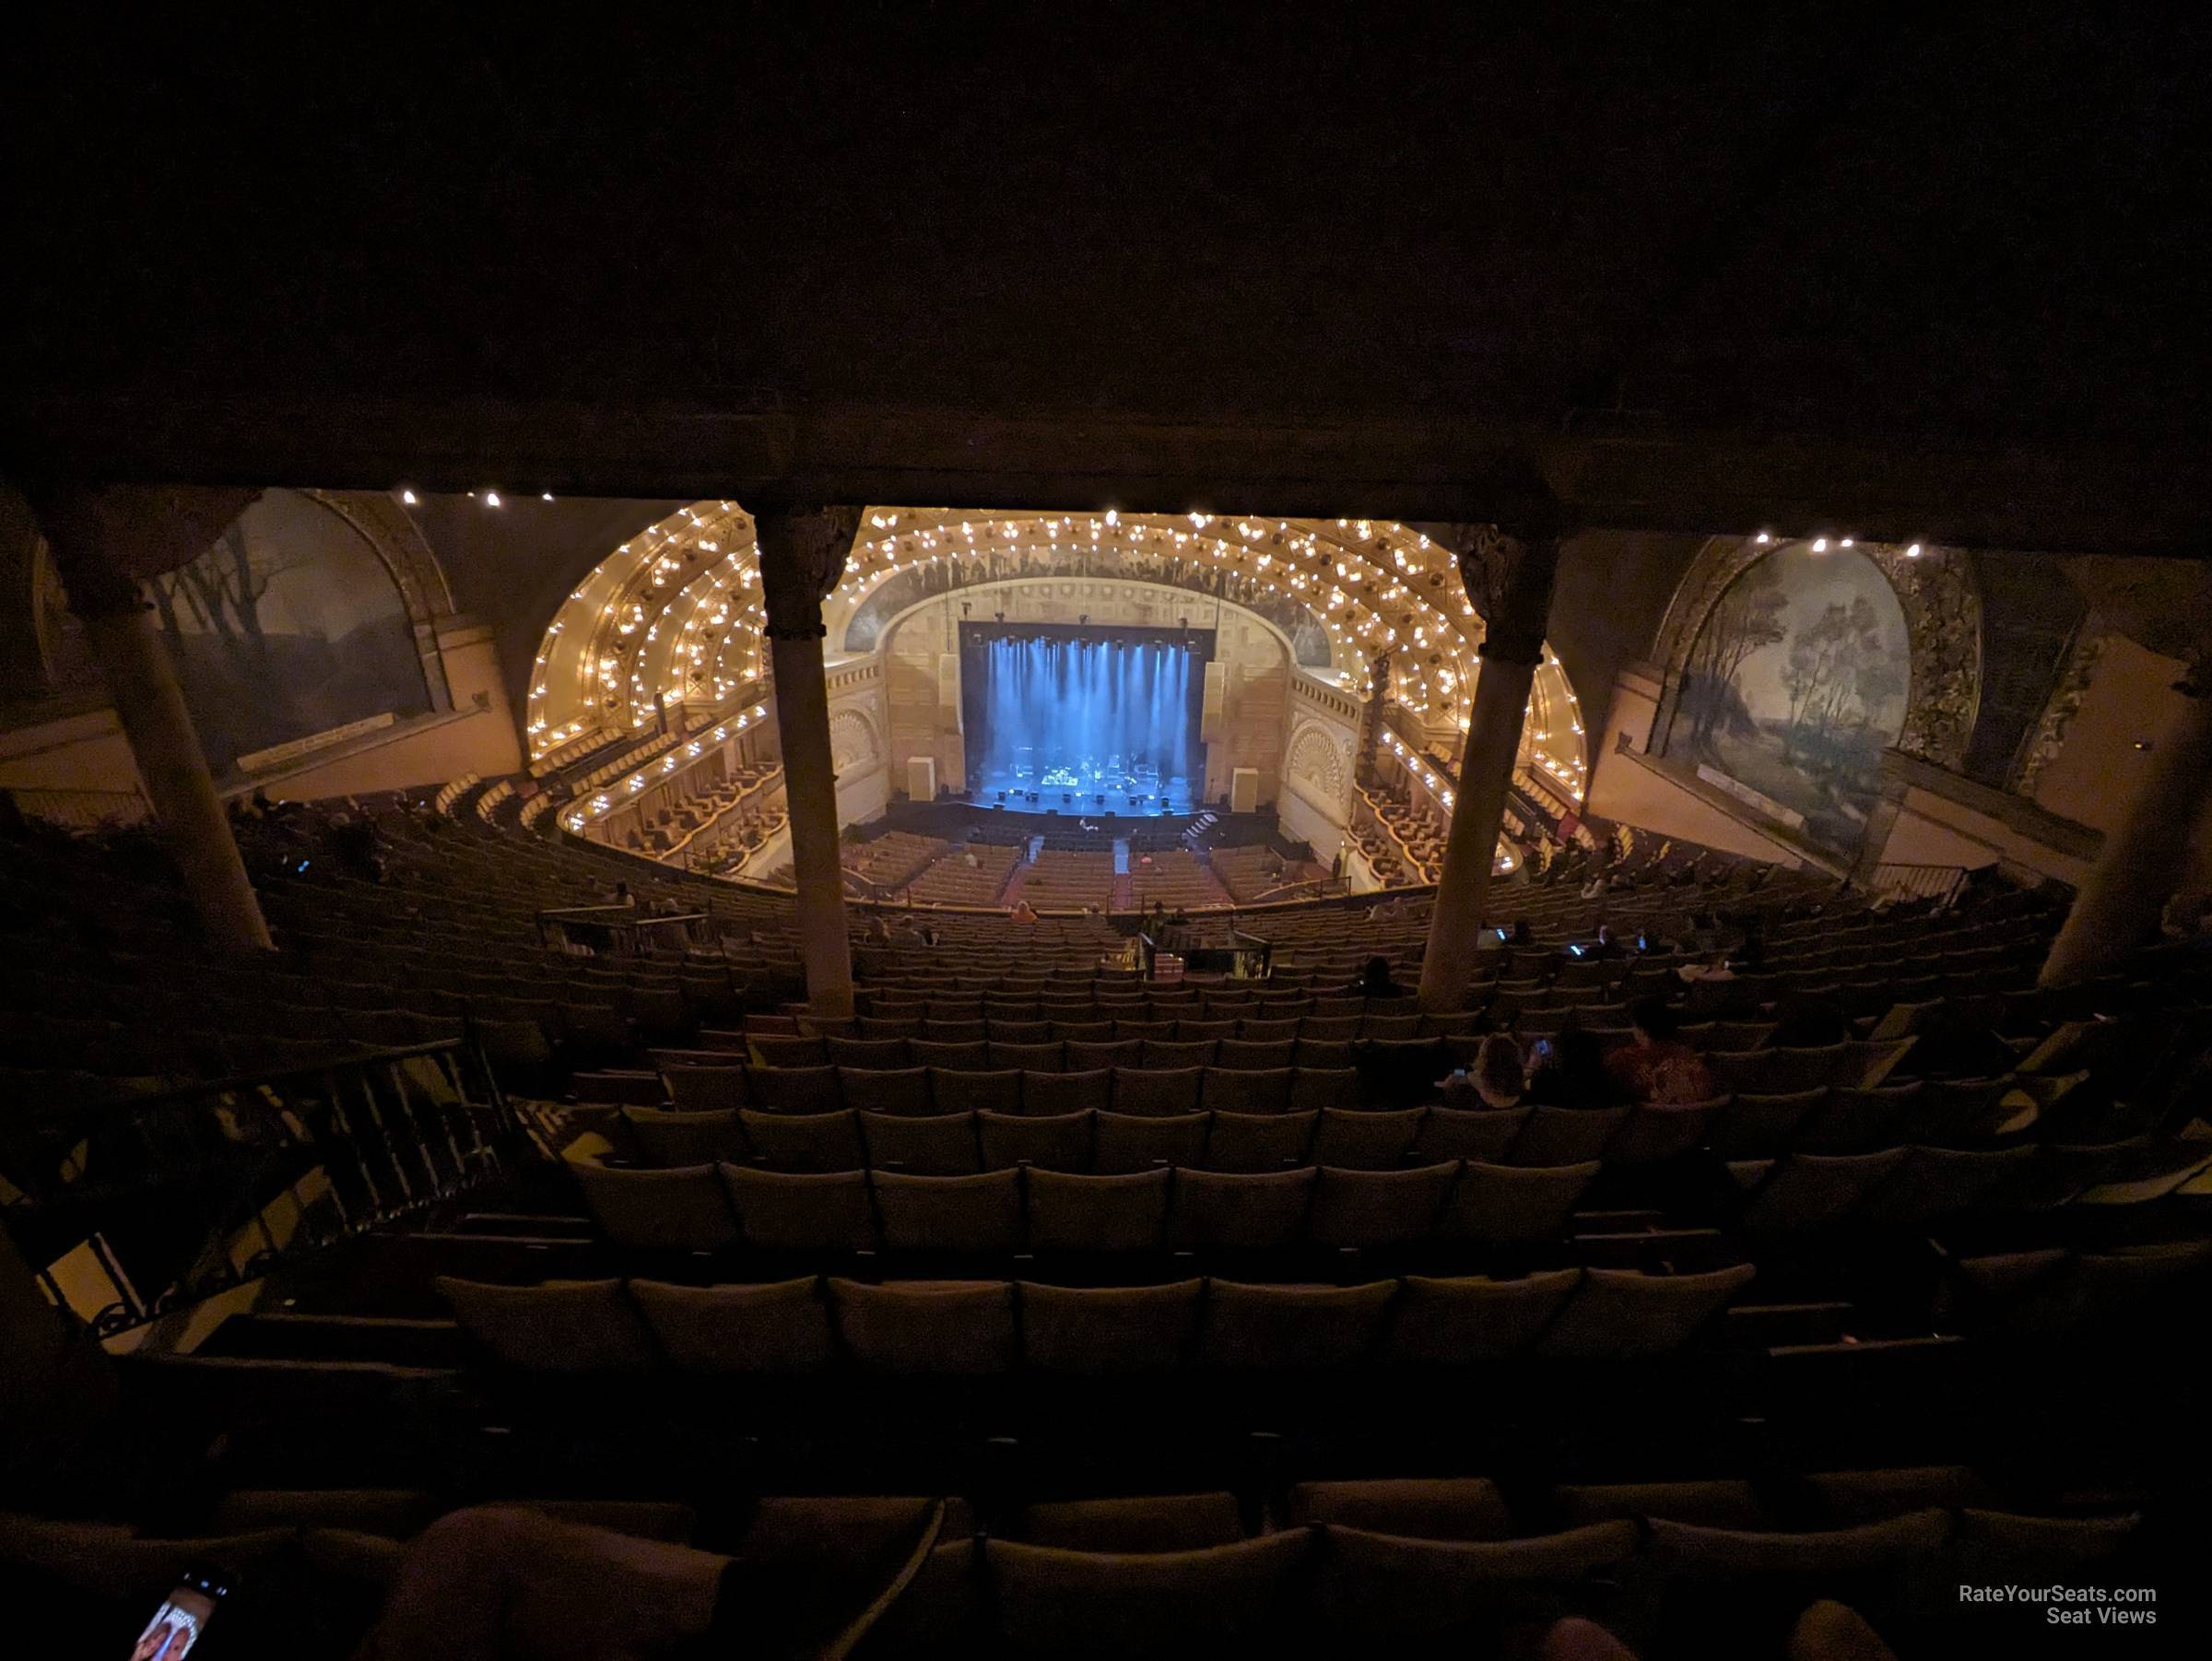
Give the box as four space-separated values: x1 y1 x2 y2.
1664 543 1911 855
146 490 429 775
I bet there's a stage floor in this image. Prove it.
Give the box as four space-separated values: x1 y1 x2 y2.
967 765 1198 819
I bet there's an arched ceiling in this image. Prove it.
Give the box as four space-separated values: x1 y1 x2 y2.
527 503 1588 801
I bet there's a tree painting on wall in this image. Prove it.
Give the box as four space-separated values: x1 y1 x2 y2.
1665 543 1911 854
146 490 429 775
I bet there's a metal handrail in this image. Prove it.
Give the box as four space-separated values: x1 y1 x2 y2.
6 1039 515 1335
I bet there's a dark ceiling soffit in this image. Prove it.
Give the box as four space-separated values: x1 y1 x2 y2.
5 395 2205 560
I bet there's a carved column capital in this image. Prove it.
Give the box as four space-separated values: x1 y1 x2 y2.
754 506 861 641
32 485 263 616
1449 518 1563 668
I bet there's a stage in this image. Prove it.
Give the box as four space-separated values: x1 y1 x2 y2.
960 621 1211 823
967 762 1199 819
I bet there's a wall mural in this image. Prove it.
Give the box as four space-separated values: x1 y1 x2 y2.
1662 543 1911 855
145 489 429 775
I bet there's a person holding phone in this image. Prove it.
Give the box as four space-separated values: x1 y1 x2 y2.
1439 1034 1526 1110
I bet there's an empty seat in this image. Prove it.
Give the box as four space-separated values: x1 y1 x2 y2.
1796 1084 1920 1155
1710 1089 1827 1159
721 1166 877 1254
863 1111 981 1174
990 1040 1065 1072
1026 1168 1171 1253
438 1277 655 1372
1439 1160 1600 1245
1288 1066 1360 1112
749 1065 845 1115
1859 1144 2036 1227
1198 1278 1396 1368
1505 1104 1626 1166
827 1036 910 1069
1553 1479 1772 1529
1215 1038 1297 1070
1382 1270 1584 1363
1065 1039 1140 1071
1308 1162 1459 1249
1202 1110 1317 1172
1018 1278 1203 1372
628 1277 834 1373
931 1067 1025 1115
1093 1111 1209 1174
841 1065 935 1116
1605 1099 1724 1164
978 1109 1093 1172
1536 1264 1757 1358
1201 1066 1294 1113
750 1034 830 1067
1282 1477 1516 1538
1113 1067 1206 1115
662 1065 749 1113
1735 1148 1911 1233
831 1278 1017 1375
1308 1520 1643 1651
1011 1492 1243 1552
984 1531 1313 1658
1296 1037 1358 1066
1415 1105 1529 1162
873 1169 1024 1254
737 1109 864 1172
1309 1107 1424 1170
1169 1167 1317 1250
569 1160 738 1253
908 1039 991 1070
622 1106 744 1167
1141 1039 1218 1070
1023 1068 1113 1115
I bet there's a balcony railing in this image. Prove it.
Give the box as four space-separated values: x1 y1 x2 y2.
6 1041 516 1335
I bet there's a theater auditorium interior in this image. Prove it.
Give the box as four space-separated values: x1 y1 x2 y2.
4 11 2210 1659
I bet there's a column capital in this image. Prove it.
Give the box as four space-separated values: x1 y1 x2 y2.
31 485 262 617
1450 517 1564 668
753 506 860 641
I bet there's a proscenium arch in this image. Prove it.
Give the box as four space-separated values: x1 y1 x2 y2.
524 503 1590 795
1652 534 1983 771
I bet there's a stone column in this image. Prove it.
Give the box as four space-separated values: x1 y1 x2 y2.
1355 653 1392 785
755 507 861 1019
1418 516 1562 1012
36 487 273 952
2041 655 2212 985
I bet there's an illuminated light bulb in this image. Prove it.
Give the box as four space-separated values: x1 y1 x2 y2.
1905 543 1924 559
1810 536 1828 552
400 488 418 505
542 491 555 501
1755 531 1771 545
484 490 502 508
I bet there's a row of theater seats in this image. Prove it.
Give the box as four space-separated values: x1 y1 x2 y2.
905 841 1020 905
563 1139 2204 1263
0 1476 2148 1659
606 1081 2116 1177
436 1239 2212 1381
439 1266 1765 1372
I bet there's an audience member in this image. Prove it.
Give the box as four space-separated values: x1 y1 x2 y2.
1606 996 1715 1104
1352 955 1407 998
1441 1033 1526 1109
1524 1021 1629 1109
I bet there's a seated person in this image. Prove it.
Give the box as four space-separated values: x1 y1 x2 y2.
1350 954 1408 998
1524 1022 1630 1110
1441 1032 1526 1109
1604 996 1715 1105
